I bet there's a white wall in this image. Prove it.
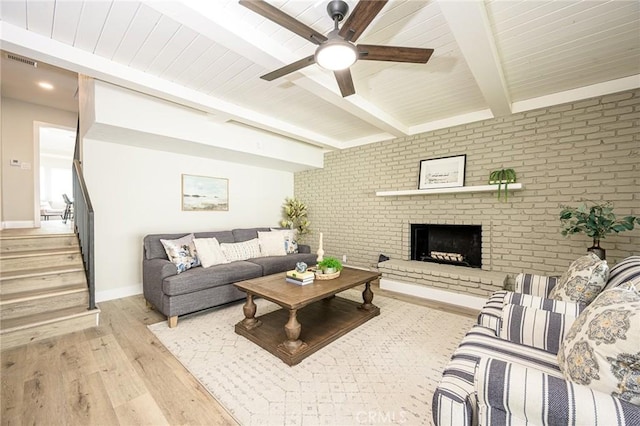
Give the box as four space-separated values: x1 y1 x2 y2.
83 138 294 302
77 78 322 302
0 97 76 225
40 155 72 209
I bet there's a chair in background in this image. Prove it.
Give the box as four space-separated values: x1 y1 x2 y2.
40 201 64 220
62 194 74 224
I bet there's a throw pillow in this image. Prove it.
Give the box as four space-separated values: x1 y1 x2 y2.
220 238 262 262
160 233 200 273
503 292 585 317
549 253 609 305
257 231 286 257
270 228 298 254
500 304 576 354
557 285 640 405
193 237 229 268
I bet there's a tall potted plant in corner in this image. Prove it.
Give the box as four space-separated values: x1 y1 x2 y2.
559 201 639 260
280 197 310 238
489 168 517 202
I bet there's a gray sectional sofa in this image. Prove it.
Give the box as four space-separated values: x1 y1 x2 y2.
143 227 318 327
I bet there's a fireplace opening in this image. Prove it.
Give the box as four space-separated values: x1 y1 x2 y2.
411 224 482 268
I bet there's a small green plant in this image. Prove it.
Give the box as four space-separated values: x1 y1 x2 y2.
489 168 517 202
560 201 639 245
317 256 343 272
280 197 310 237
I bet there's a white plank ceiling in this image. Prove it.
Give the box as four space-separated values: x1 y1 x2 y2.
1 0 639 150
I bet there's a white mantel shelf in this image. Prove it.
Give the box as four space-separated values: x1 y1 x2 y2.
376 183 523 197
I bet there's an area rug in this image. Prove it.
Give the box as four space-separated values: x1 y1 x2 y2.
148 290 475 426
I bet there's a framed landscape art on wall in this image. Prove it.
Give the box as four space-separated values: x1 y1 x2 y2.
182 174 229 211
418 154 466 190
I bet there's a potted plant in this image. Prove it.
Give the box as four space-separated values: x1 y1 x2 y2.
488 168 517 202
560 201 639 259
317 256 343 275
280 197 310 237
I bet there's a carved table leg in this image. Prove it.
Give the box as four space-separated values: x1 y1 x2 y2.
360 281 375 311
281 309 307 354
240 293 261 330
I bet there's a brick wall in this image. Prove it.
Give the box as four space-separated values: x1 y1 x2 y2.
295 89 640 296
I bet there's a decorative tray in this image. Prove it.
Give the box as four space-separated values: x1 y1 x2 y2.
314 270 340 280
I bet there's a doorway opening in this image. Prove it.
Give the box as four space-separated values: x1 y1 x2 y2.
36 124 75 226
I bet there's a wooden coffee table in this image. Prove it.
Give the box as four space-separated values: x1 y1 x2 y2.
234 267 381 365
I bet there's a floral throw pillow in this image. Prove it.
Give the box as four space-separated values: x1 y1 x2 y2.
160 233 200 274
270 228 298 254
549 252 609 305
557 284 640 405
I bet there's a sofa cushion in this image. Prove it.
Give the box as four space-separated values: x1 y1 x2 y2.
232 228 270 243
145 232 234 260
162 261 263 296
605 255 640 290
514 273 558 297
193 237 229 268
194 230 235 244
476 358 640 426
220 238 262 262
504 292 585 316
432 325 562 426
549 253 609 305
249 252 318 276
500 304 576 354
160 233 200 273
558 283 640 405
257 231 286 256
477 290 585 336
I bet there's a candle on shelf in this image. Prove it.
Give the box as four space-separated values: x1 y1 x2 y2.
317 232 324 262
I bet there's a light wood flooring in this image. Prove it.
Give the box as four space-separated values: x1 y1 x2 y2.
1 254 477 425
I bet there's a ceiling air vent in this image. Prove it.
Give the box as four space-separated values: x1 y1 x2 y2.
6 53 38 68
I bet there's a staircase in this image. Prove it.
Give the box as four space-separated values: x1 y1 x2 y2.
0 229 100 350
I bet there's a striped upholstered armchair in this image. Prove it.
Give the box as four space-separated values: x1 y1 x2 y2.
432 255 640 426
477 255 640 336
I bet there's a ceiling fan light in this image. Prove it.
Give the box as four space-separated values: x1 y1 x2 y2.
315 39 358 71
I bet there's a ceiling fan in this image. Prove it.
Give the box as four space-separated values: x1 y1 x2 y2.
239 0 434 97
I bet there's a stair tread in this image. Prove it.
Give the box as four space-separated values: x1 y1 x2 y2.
1 247 79 259
1 305 99 332
0 229 76 241
0 265 85 280
1 283 87 304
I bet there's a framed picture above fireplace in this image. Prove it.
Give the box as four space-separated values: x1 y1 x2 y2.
418 154 466 190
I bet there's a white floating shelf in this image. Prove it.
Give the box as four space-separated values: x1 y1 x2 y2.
376 183 523 197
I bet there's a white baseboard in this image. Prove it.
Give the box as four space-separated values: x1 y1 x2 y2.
380 278 487 310
96 283 142 303
2 221 35 229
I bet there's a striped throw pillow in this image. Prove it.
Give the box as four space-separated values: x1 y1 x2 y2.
500 304 577 354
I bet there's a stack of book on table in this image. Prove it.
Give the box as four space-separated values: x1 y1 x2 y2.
286 270 315 285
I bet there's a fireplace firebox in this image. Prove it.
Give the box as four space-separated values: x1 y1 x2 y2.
410 224 482 268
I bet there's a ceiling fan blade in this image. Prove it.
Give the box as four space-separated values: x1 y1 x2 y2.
334 69 355 97
338 0 388 42
239 0 327 45
357 45 434 63
260 55 316 81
